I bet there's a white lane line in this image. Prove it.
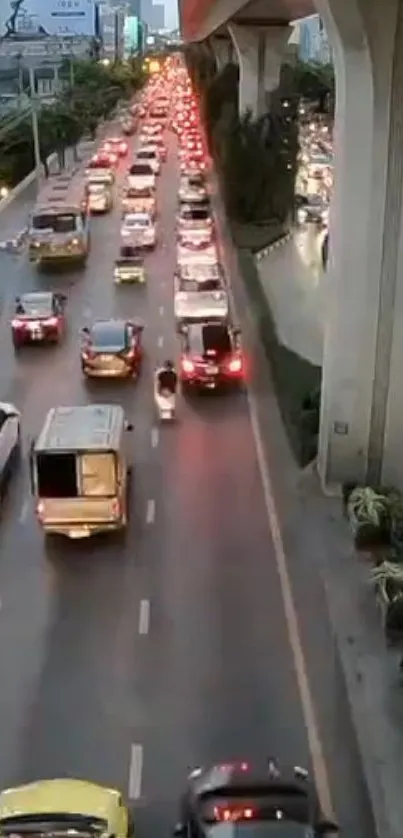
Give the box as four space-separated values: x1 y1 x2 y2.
146 499 155 524
128 744 143 799
216 207 335 819
151 427 159 448
138 599 150 634
18 499 29 523
158 335 164 348
83 307 92 319
159 305 164 315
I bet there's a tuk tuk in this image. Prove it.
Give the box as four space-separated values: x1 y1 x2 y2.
114 246 146 283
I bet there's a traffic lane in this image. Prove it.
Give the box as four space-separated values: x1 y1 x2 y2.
216 199 375 836
0 159 161 787
139 398 310 818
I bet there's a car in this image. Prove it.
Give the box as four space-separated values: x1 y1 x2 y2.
135 146 160 175
121 118 135 135
173 761 338 838
179 320 243 390
147 134 167 161
0 778 133 838
11 292 66 348
127 162 156 192
114 247 146 283
178 174 208 203
177 204 213 248
177 241 218 266
97 147 119 166
87 153 114 170
174 263 228 325
180 157 206 174
0 402 20 495
120 211 157 248
86 181 113 213
81 319 144 378
122 187 156 217
103 137 128 156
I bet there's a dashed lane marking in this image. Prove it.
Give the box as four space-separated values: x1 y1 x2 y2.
159 305 164 315
128 744 143 799
138 599 150 635
146 499 155 524
151 427 159 448
158 335 164 348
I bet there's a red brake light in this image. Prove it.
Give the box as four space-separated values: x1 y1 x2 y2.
214 807 254 822
181 358 194 373
228 357 242 373
43 316 58 327
11 318 23 328
36 501 45 521
111 498 121 518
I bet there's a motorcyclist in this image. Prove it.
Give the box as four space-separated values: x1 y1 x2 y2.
155 360 178 395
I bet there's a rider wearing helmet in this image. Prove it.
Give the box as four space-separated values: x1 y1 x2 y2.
156 359 177 394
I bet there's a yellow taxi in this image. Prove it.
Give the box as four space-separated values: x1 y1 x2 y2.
0 779 133 838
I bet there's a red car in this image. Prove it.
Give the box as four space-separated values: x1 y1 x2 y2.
88 153 115 169
179 321 243 391
11 291 67 348
103 137 128 156
81 319 144 378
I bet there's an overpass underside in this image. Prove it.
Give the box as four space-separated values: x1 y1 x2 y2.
180 0 403 492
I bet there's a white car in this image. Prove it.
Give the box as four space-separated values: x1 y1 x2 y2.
87 182 113 213
174 264 228 324
178 175 208 203
135 146 160 175
0 402 20 494
120 212 156 248
177 204 212 236
127 163 156 192
177 241 218 266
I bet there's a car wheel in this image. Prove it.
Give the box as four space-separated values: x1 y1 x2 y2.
126 807 135 838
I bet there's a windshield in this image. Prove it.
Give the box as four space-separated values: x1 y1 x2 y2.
208 824 313 838
181 208 209 221
126 188 152 199
32 213 77 233
123 215 150 228
129 164 153 176
188 177 204 187
182 279 221 292
181 264 220 280
137 151 156 160
18 294 52 316
0 813 108 837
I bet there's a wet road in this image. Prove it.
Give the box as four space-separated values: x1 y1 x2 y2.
0 129 375 838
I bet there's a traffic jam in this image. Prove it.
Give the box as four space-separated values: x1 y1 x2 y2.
0 54 341 838
1 56 243 541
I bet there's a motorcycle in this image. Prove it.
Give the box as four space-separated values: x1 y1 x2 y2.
154 382 176 421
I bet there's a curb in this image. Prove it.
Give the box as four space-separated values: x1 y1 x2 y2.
254 231 293 261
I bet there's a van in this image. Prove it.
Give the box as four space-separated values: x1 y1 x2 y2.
30 404 133 539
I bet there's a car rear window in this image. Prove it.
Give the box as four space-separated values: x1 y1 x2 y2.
91 322 127 351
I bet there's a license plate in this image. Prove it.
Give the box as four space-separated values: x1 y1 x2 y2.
207 365 218 374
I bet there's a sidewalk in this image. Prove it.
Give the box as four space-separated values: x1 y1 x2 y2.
256 225 325 366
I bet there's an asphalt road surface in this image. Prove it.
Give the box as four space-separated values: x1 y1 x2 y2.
0 129 375 838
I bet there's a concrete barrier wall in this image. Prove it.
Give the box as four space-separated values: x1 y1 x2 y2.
0 152 59 216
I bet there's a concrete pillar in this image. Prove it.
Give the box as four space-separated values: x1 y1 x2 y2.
228 23 290 118
315 0 403 489
210 35 233 69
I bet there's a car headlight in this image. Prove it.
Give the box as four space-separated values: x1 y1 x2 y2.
71 238 79 246
189 767 202 779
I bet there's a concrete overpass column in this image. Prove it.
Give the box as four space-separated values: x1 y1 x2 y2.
210 35 233 69
317 0 403 488
228 23 290 118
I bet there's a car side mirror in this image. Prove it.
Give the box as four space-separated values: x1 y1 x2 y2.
173 824 186 837
316 820 339 835
125 422 133 431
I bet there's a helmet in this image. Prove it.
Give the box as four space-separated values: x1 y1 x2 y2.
164 359 174 370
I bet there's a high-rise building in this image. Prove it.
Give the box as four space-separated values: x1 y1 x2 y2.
292 15 331 64
140 1 164 31
98 1 125 60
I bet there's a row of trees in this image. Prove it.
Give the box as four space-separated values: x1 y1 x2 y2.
185 45 334 226
0 57 146 188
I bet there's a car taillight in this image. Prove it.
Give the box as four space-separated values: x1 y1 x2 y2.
120 143 127 152
125 346 136 359
111 498 121 518
36 501 44 521
181 358 194 373
228 357 242 373
43 317 58 327
82 346 95 360
11 319 24 328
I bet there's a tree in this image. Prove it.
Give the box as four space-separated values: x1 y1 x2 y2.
289 60 335 113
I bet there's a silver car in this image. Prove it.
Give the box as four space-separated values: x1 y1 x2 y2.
174 264 228 324
178 175 208 203
120 212 157 248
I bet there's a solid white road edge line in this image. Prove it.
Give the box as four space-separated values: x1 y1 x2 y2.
151 427 159 448
217 213 335 819
128 744 143 799
138 599 150 635
146 499 156 524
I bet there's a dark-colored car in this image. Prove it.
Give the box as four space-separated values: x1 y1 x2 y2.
173 761 338 838
81 319 144 378
11 292 66 348
179 321 243 390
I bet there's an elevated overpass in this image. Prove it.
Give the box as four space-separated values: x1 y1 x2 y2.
179 0 403 492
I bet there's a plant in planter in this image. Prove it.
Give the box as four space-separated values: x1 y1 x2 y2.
347 486 391 550
370 561 403 640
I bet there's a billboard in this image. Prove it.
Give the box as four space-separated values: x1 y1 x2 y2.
123 15 139 58
1 0 96 39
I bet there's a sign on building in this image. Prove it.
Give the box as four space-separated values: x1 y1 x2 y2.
1 0 96 39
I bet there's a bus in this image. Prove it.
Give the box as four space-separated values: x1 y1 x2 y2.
28 169 90 266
